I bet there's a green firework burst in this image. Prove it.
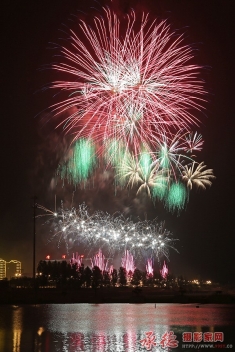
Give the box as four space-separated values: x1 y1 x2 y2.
165 182 188 212
58 138 96 185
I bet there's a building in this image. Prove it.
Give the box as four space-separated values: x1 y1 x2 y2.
0 259 22 279
0 259 6 279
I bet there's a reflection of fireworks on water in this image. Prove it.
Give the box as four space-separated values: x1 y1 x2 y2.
160 261 168 279
121 250 135 275
91 249 109 272
38 202 178 262
146 259 154 277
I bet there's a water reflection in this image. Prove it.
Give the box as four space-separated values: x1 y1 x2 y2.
0 304 234 352
12 306 22 352
35 327 45 352
46 328 171 351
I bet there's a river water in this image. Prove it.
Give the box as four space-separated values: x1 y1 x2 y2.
0 303 234 351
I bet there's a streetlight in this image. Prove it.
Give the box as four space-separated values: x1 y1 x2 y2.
33 196 38 287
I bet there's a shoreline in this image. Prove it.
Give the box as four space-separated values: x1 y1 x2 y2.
1 287 234 305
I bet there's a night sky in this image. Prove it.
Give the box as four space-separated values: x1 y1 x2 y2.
1 0 235 283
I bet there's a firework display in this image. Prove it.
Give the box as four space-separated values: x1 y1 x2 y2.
38 203 178 262
109 265 114 276
50 9 205 143
182 162 215 190
58 138 96 185
91 249 109 272
70 252 83 268
146 259 154 277
160 261 169 279
121 250 135 275
39 5 216 271
48 7 215 211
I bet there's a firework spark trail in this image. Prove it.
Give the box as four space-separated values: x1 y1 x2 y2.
38 203 178 261
48 8 206 152
160 261 168 279
70 252 83 268
91 249 109 272
182 161 215 190
156 131 194 174
184 132 204 153
109 265 114 275
164 181 188 213
115 149 169 197
146 258 154 277
121 250 135 275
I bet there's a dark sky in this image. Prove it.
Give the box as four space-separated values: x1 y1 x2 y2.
1 0 235 283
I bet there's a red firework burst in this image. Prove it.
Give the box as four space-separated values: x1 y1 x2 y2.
48 8 206 153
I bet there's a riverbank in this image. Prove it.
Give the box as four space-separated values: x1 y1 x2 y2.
1 287 235 304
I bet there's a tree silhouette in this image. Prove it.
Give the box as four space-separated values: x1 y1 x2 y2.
102 271 111 287
84 266 92 287
111 269 118 287
92 266 102 288
131 268 142 286
118 267 127 286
